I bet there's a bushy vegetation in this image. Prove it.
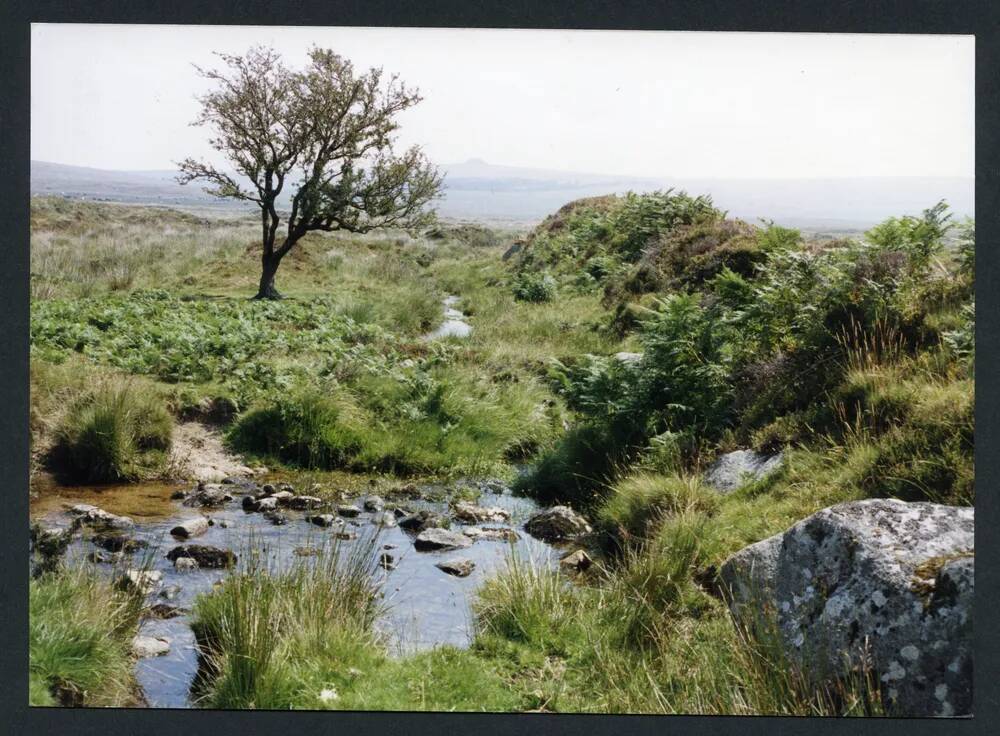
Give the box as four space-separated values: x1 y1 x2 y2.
517 196 974 510
49 377 172 483
30 565 145 706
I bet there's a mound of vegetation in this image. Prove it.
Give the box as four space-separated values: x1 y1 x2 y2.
49 378 173 483
515 198 973 513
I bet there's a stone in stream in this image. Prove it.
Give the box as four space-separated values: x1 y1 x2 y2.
436 558 475 577
399 510 447 533
334 530 358 541
371 511 397 528
132 635 171 658
182 482 233 508
147 602 187 619
88 550 123 565
170 516 210 539
288 495 325 510
719 499 973 718
30 523 78 558
560 549 593 572
263 510 288 526
119 569 163 595
295 546 321 557
414 528 474 552
271 490 295 505
260 483 277 496
524 506 591 543
379 552 397 570
307 514 341 528
453 500 510 523
166 545 237 569
92 531 148 553
363 495 385 512
462 526 519 542
703 449 783 494
159 584 182 601
337 504 362 518
174 556 199 572
255 496 279 512
68 504 134 530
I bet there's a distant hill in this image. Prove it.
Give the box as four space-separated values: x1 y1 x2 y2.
31 159 973 231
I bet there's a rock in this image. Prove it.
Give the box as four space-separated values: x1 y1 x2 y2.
68 504 134 530
91 531 147 553
279 483 295 493
263 510 288 526
159 584 182 601
307 514 340 528
256 496 279 512
30 524 77 558
378 552 396 570
704 449 783 494
170 516 209 539
560 549 593 572
119 569 163 595
271 490 295 505
182 482 233 507
147 603 186 619
191 466 228 483
462 526 520 542
453 500 510 523
174 556 199 572
719 499 973 717
260 483 276 496
334 530 358 541
371 511 397 528
170 489 189 500
242 495 260 511
613 351 643 364
524 506 591 542
288 495 324 510
166 545 237 569
87 550 122 565
132 635 170 658
383 544 397 550
363 495 385 512
414 528 474 551
436 558 475 577
337 504 361 518
393 507 409 519
399 510 446 533
294 546 321 557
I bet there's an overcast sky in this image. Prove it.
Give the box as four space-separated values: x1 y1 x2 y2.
31 24 974 179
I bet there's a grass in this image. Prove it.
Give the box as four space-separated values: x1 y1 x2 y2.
29 564 145 707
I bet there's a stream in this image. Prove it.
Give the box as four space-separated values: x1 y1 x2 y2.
423 295 472 339
30 477 559 708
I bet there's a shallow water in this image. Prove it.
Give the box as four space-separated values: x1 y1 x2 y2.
30 478 558 708
424 294 472 339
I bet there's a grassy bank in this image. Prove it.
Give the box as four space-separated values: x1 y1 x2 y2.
29 565 145 706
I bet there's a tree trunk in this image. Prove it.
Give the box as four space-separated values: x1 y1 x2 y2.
254 253 283 300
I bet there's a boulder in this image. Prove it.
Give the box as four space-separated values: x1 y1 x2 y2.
719 499 973 717
399 510 446 533
288 495 325 510
170 516 209 539
174 556 199 572
704 449 783 494
271 490 295 505
613 351 643 364
379 552 397 570
30 524 77 558
260 483 277 496
337 504 362 518
560 549 593 572
166 545 237 569
132 635 170 658
371 511 398 528
68 504 134 530
334 530 358 541
255 496 279 512
462 526 520 542
363 495 385 512
119 569 163 595
92 531 147 553
307 514 340 528
414 528 474 551
436 558 475 577
263 510 288 526
182 482 233 507
524 506 591 542
453 500 510 523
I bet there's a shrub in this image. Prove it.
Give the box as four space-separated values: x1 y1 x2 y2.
597 473 718 547
512 271 557 303
50 379 172 483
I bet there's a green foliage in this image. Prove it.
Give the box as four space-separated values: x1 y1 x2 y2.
864 199 952 274
51 378 172 483
511 270 557 302
30 565 145 706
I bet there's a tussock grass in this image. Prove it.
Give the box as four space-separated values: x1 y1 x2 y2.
29 564 145 707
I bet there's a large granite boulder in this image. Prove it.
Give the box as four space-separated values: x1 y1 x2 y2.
704 449 783 494
719 499 973 717
524 506 591 542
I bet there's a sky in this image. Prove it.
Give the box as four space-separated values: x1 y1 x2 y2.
31 24 974 179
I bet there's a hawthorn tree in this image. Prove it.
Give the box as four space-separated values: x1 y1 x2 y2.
179 46 443 299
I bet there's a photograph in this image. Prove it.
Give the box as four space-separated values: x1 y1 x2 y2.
27 23 974 717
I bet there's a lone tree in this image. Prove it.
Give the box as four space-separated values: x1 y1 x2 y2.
179 46 443 299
